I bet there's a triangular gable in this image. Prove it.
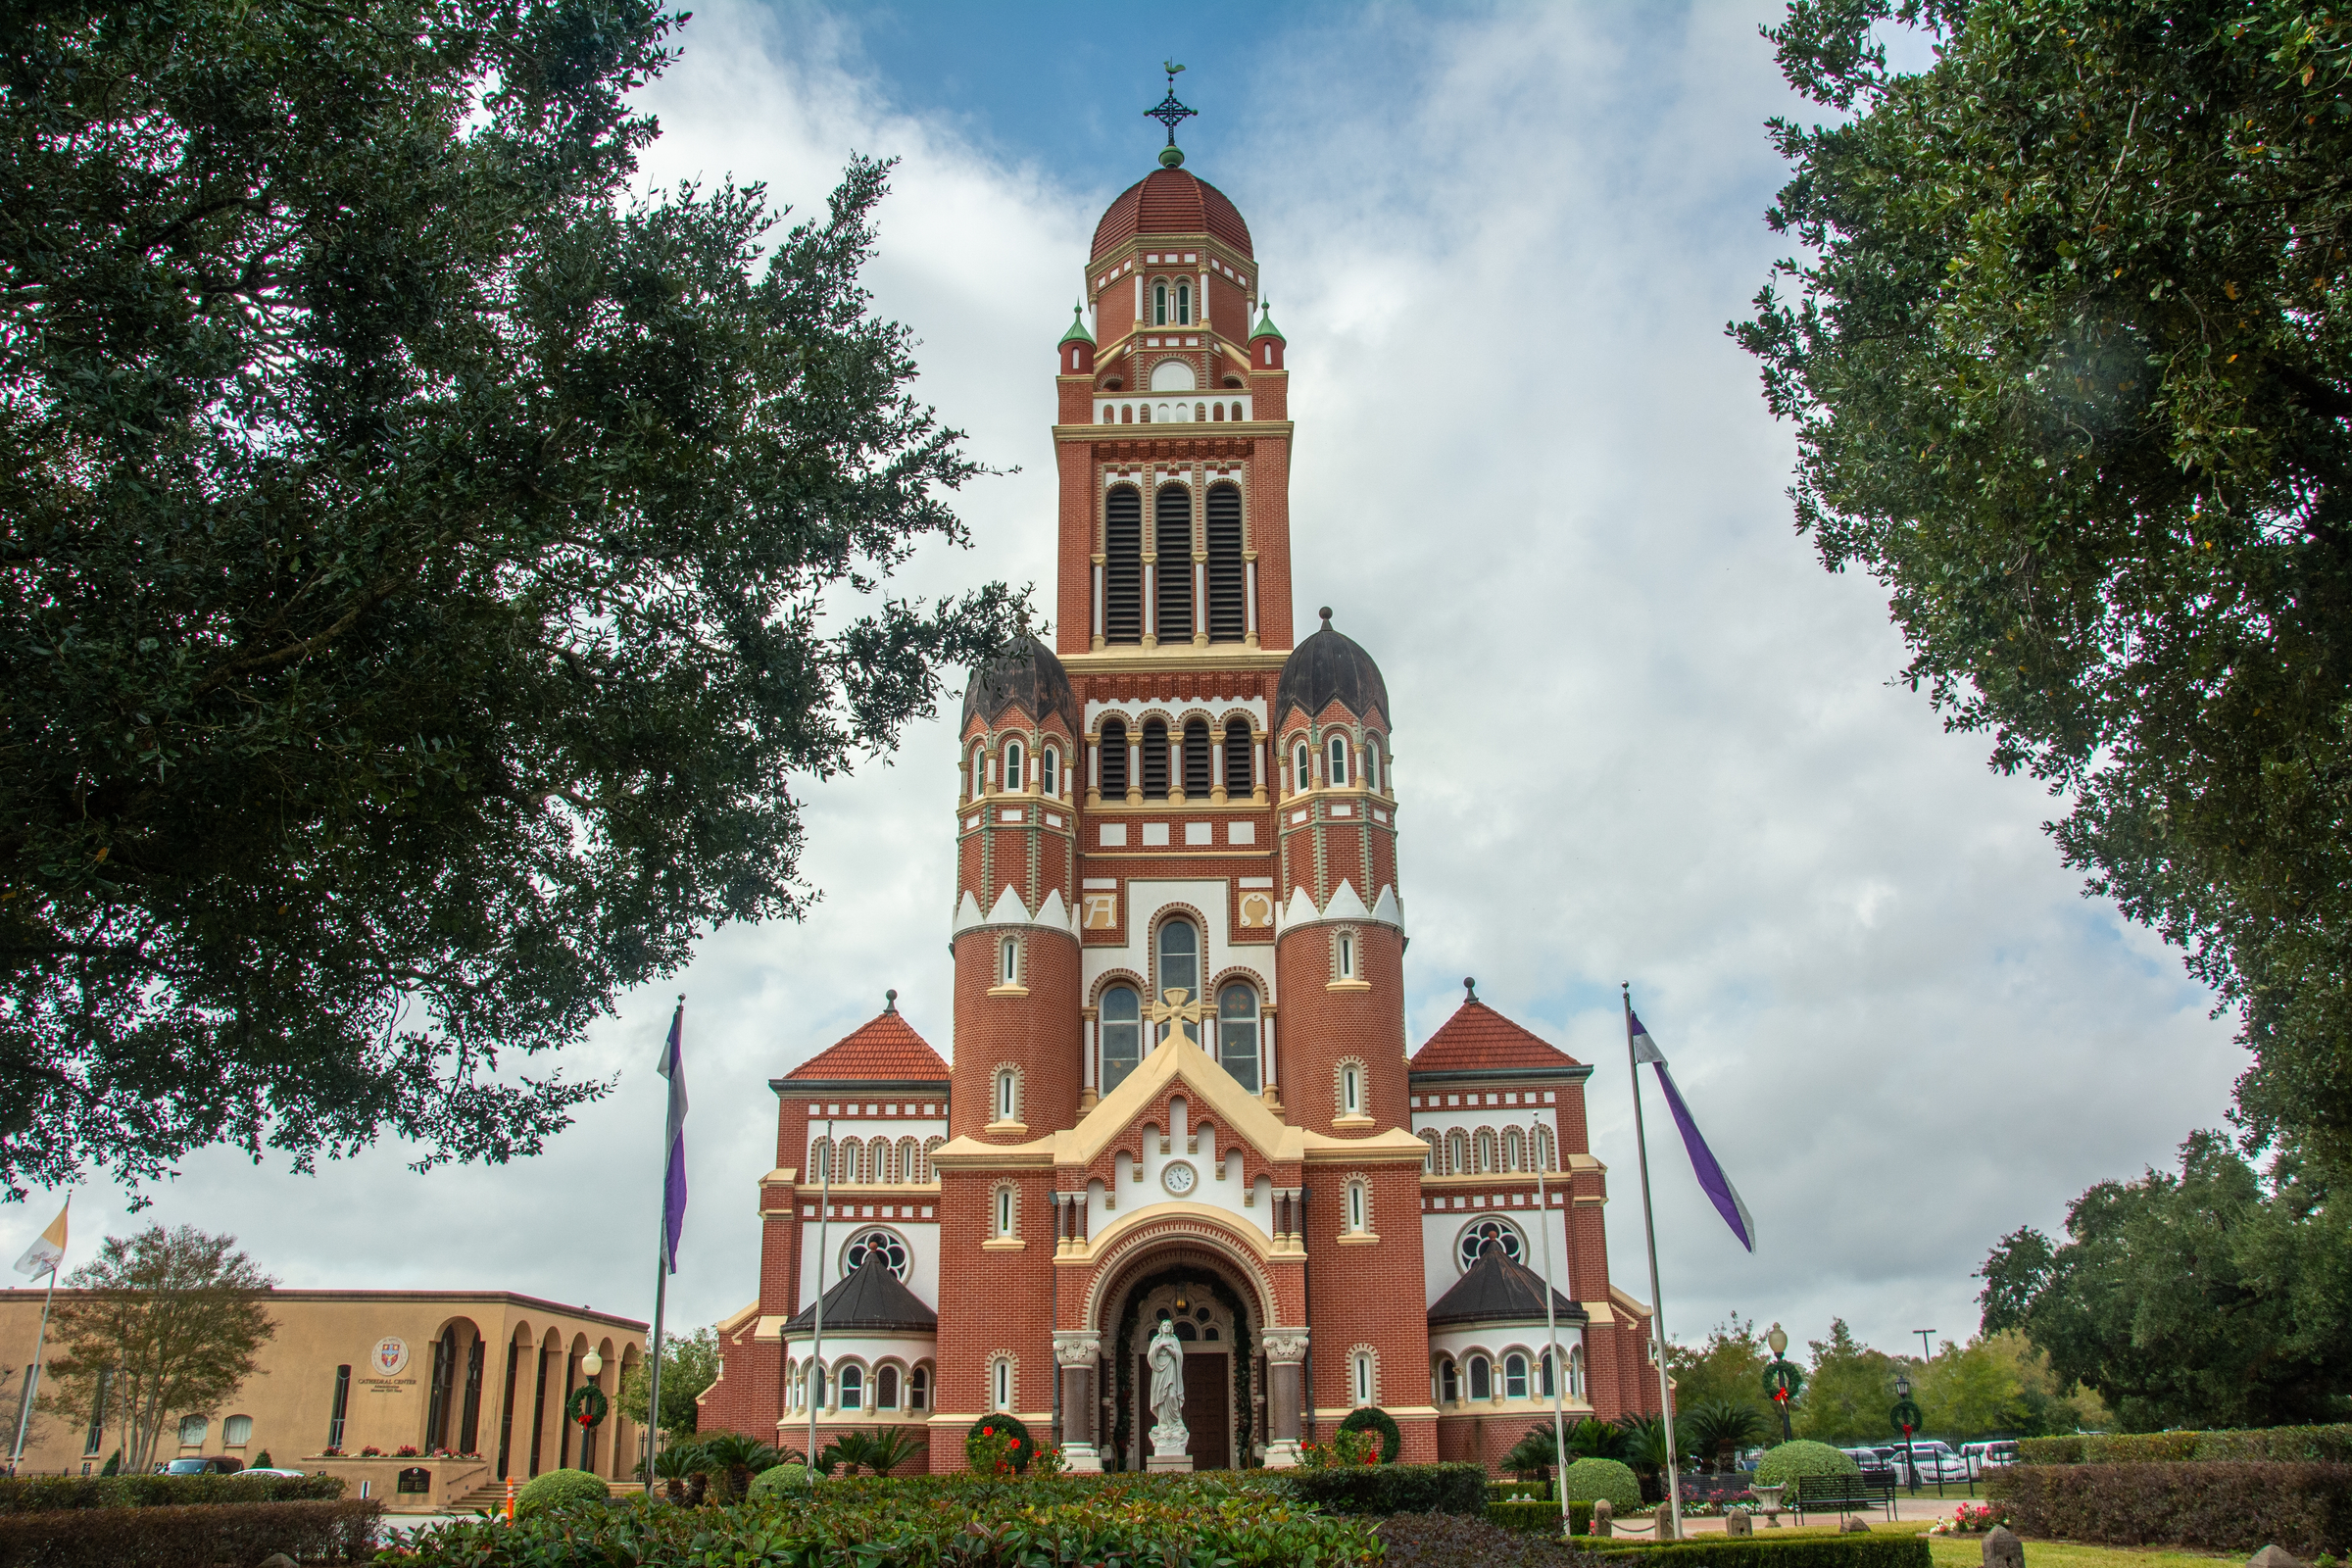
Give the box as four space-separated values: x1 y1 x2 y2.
1324 879 1369 922
953 889 986 932
1372 884 1402 926
986 883 1028 925
1036 887 1072 932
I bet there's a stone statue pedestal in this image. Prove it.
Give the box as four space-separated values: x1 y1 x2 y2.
1059 1443 1103 1474
1260 1439 1302 1470
1146 1420 1192 1471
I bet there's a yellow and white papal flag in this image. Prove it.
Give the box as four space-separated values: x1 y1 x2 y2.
12 1199 68 1278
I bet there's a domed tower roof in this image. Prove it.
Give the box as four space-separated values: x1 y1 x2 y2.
1091 168 1253 261
960 629 1082 735
1275 608 1389 725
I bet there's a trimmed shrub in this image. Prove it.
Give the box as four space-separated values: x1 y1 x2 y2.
2021 1424 2352 1467
1587 1535 1932 1568
1753 1440 1860 1500
965 1413 1034 1476
379 1473 1380 1565
1282 1460 1490 1516
746 1464 810 1497
1339 1405 1404 1464
514 1467 611 1514
1560 1456 1643 1510
0 1497 379 1567
1490 1496 1595 1535
0 1472 344 1510
1989 1460 2352 1558
1381 1510 1590 1568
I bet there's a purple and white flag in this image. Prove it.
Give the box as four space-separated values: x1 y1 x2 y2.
1630 1011 1755 1252
658 1003 689 1274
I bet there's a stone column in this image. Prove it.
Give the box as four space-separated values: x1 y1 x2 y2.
1054 1334 1104 1472
1261 1331 1309 1468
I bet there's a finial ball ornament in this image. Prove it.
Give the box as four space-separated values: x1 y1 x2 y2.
1319 606 1332 624
1464 977 1478 1000
1159 145 1184 168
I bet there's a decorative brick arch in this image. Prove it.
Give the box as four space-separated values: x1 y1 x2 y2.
1080 1214 1282 1334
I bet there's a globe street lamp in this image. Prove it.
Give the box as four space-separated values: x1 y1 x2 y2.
1761 1323 1799 1444
1890 1375 1924 1494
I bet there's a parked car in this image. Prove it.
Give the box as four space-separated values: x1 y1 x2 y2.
158 1456 243 1475
1889 1441 1969 1483
1961 1441 2020 1478
232 1467 310 1478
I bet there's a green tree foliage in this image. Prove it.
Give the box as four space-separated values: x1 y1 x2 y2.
1792 1319 1905 1444
1668 1315 1773 1424
1913 1329 2109 1439
0 1 1015 1196
35 1226 274 1471
1980 1130 2352 1430
1739 2 2352 1164
617 1325 716 1438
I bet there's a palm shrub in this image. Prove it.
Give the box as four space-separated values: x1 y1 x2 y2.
1754 1439 1860 1501
695 1433 781 1500
649 1440 705 1503
1683 1399 1769 1470
826 1427 926 1477
1503 1423 1567 1484
1564 1417 1626 1459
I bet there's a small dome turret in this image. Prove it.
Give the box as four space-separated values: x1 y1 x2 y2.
961 628 1082 735
1275 608 1388 725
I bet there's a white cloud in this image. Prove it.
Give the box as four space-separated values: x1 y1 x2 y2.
4 1 2237 1366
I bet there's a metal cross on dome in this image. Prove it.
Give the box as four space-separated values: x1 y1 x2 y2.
1145 61 1196 146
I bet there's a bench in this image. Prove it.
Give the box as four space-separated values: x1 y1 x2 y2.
1791 1473 1896 1523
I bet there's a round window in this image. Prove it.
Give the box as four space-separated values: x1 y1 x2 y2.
844 1228 911 1282
1456 1217 1525 1273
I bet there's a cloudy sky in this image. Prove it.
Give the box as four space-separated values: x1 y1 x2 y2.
8 1 2239 1366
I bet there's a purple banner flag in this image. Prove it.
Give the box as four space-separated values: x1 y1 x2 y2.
658 1003 689 1274
1630 1011 1755 1253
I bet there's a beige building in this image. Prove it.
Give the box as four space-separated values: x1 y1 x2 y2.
3 1289 645 1511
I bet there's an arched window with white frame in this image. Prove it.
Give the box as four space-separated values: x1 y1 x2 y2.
991 1356 1013 1411
1446 1129 1469 1175
1345 1176 1369 1234
1175 279 1192 324
1100 984 1142 1092
1328 732 1349 786
1468 1354 1492 1401
1216 982 1260 1091
1337 1057 1364 1117
1352 1348 1375 1406
1535 1123 1557 1172
876 1364 901 1409
1042 746 1059 798
1293 740 1310 793
994 1067 1020 1124
993 1181 1018 1238
1156 919 1200 1035
1440 1358 1459 1403
839 1362 863 1411
1335 930 1357 982
969 745 986 800
1000 937 1020 988
909 1365 930 1410
1004 738 1024 793
1504 1353 1530 1399
1152 280 1169 325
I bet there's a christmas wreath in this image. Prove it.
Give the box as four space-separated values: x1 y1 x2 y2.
565 1384 609 1430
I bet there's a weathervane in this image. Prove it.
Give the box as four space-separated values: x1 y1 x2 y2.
1145 61 1196 154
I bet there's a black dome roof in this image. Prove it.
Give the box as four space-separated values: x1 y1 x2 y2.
1427 1240 1586 1329
1275 609 1389 725
960 630 1082 734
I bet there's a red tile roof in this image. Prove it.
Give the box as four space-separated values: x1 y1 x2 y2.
1092 170 1253 260
1410 1000 1581 1074
780 1008 948 1084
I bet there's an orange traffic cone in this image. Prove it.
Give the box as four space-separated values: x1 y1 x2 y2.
504 1476 515 1522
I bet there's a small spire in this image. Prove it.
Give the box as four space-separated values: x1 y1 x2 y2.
885 989 898 1013
1252 300 1285 342
1463 976 1478 1003
1059 302 1094 346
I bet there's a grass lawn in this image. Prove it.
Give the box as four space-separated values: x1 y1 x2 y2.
1926 1535 2236 1568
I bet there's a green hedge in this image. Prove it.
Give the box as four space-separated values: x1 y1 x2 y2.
515 1468 611 1514
1584 1535 1932 1568
2019 1425 2352 1466
1281 1461 1488 1517
1560 1457 1643 1510
0 1472 345 1511
0 1497 379 1567
381 1473 1379 1566
1490 1497 1594 1535
1989 1460 2352 1557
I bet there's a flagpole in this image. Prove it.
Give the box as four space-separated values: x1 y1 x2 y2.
8 1257 59 1476
808 1116 832 1490
646 997 682 1498
1624 984 1683 1542
1533 1116 1569 1537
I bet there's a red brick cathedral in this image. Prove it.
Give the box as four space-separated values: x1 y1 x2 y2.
703 145 1661 1474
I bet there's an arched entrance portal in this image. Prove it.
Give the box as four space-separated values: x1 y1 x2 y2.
1103 1257 1258 1471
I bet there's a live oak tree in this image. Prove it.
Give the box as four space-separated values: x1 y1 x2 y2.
618 1323 717 1438
1979 1131 2352 1429
36 1225 276 1473
1739 4 2352 1161
0 3 1015 1193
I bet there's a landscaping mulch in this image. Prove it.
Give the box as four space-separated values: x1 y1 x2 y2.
1378 1510 1596 1568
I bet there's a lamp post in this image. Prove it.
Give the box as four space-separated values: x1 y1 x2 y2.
1761 1323 1798 1444
1890 1375 1924 1495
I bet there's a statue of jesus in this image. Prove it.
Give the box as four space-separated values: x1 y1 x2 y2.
1146 1317 1186 1456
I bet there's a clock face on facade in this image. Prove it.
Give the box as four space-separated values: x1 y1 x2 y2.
1161 1160 1198 1197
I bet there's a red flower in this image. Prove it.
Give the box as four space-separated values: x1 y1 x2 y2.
1009 1439 1020 1448
981 1426 994 1437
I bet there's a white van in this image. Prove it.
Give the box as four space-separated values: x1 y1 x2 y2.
1961 1441 2020 1478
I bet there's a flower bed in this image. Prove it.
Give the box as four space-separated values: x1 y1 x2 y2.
390 1472 1381 1567
1927 1501 2009 1535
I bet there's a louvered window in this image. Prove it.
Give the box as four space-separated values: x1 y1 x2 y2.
1206 483 1246 641
1182 719 1211 797
1141 718 1169 798
1101 718 1129 795
1154 485 1193 640
1103 487 1143 643
1224 717 1253 793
